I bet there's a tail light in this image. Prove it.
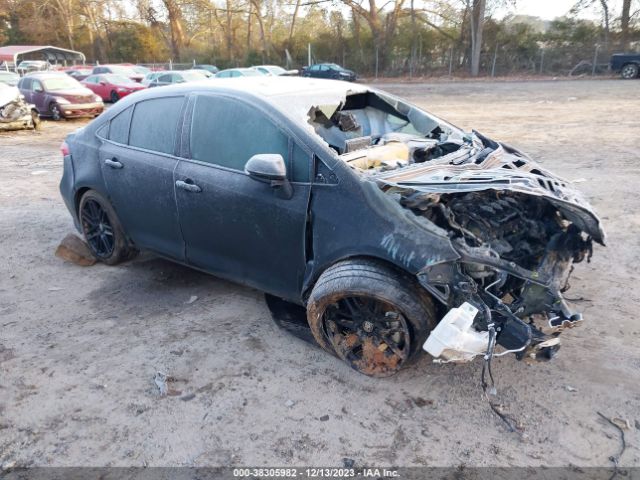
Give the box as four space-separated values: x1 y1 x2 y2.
60 141 70 157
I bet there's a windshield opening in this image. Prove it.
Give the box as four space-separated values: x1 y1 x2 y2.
42 76 83 91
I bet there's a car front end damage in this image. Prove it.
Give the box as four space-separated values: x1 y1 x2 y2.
285 80 604 369
371 136 605 363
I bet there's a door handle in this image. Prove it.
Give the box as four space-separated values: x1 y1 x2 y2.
104 158 123 169
176 179 202 193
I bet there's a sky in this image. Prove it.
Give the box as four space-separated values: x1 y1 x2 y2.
494 0 606 21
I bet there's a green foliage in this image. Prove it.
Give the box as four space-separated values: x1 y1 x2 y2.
108 22 169 63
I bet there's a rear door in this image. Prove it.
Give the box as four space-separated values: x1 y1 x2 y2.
99 96 186 260
174 94 313 300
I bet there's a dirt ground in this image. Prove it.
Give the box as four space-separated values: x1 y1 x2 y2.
1 79 639 469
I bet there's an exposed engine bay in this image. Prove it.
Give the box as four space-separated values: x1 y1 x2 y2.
308 90 605 363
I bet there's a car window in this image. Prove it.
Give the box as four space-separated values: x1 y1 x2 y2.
108 106 133 144
32 80 43 91
190 95 290 174
20 78 32 90
158 74 171 82
85 76 97 83
320 65 329 71
129 97 184 154
291 142 311 183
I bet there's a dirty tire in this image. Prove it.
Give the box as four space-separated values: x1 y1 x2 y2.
50 102 62 121
621 63 639 79
307 259 436 377
78 190 137 265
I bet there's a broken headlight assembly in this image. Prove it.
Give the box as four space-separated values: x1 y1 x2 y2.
414 190 596 364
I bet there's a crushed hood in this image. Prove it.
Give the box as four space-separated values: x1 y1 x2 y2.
372 135 605 245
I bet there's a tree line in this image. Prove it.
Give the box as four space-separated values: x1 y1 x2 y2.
0 0 638 76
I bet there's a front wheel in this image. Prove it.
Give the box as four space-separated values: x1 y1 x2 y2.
79 190 137 265
307 259 436 377
621 63 639 79
110 91 119 103
50 102 62 121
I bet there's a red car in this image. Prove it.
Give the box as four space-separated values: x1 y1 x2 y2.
82 74 146 103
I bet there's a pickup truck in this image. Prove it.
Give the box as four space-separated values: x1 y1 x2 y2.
610 53 640 79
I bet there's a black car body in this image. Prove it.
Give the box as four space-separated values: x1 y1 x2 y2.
59 78 603 377
610 53 640 79
302 63 356 81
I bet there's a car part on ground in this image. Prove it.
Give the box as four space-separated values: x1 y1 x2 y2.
0 83 39 131
58 77 603 377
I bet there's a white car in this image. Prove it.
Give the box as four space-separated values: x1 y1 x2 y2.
251 65 299 76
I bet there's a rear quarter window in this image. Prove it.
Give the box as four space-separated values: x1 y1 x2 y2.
108 106 133 144
128 97 184 155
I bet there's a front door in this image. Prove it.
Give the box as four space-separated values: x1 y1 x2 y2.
31 79 47 112
99 96 186 260
174 94 313 300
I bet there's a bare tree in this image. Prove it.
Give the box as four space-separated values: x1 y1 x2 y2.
621 0 632 50
469 0 486 76
162 0 186 60
338 0 407 72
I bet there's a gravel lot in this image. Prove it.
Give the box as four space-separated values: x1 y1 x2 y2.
1 79 639 469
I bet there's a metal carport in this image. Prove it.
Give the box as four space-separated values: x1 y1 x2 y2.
0 45 86 70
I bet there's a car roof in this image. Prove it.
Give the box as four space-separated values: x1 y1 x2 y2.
23 72 68 78
126 77 368 122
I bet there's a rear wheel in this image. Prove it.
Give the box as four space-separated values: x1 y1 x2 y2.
79 190 137 265
621 63 639 79
307 259 436 377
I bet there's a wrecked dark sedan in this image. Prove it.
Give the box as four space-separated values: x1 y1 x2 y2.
59 77 604 377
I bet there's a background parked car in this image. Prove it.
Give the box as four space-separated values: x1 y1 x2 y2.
132 65 151 76
215 68 264 78
92 65 144 83
66 68 93 81
301 63 356 81
17 60 51 76
194 64 219 74
18 72 103 120
82 74 146 102
0 71 20 86
148 70 209 87
141 71 165 86
251 65 298 76
610 53 640 79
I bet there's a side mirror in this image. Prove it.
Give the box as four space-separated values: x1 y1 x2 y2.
99 81 106 85
245 154 286 181
245 154 292 198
